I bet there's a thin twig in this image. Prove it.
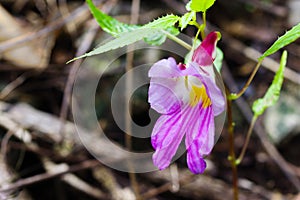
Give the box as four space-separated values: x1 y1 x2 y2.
125 0 142 199
62 174 106 199
93 166 135 199
0 114 32 143
0 73 29 100
141 173 195 199
0 131 14 165
43 158 106 199
0 159 100 193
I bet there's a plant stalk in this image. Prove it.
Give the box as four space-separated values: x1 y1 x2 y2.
236 115 257 165
226 95 239 200
229 60 263 100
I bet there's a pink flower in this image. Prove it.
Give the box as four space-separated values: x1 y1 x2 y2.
148 32 225 174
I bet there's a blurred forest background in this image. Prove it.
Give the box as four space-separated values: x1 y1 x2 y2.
0 0 300 199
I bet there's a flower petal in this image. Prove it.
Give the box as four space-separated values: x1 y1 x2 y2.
185 105 214 174
148 77 182 114
185 63 225 116
149 57 183 78
192 32 219 66
151 103 200 170
191 45 214 66
198 71 225 116
187 145 207 174
151 109 185 170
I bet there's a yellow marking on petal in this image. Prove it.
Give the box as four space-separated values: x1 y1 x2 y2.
184 76 189 89
189 85 212 108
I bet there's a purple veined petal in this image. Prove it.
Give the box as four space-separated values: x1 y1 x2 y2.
151 103 199 171
151 109 186 170
149 67 191 114
149 57 183 78
187 145 207 174
185 104 215 155
148 77 182 115
199 72 225 116
185 105 215 174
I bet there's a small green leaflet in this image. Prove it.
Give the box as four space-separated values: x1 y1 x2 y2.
186 1 192 11
67 28 162 63
259 23 300 61
179 11 196 30
214 47 223 72
86 0 180 45
252 50 287 116
186 0 216 12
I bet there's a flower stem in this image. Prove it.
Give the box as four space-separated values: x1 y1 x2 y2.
228 60 263 100
226 92 239 200
192 27 202 50
236 115 257 165
162 30 192 50
201 11 207 40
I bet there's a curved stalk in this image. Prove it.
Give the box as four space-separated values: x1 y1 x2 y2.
236 115 257 165
228 60 263 100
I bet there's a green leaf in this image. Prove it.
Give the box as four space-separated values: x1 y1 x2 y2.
188 0 216 12
252 50 287 116
179 11 196 30
68 6 181 62
144 33 167 46
143 14 180 28
86 0 180 45
259 23 300 61
86 0 137 36
67 28 162 63
186 1 192 11
214 47 223 72
142 14 180 45
144 26 179 46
